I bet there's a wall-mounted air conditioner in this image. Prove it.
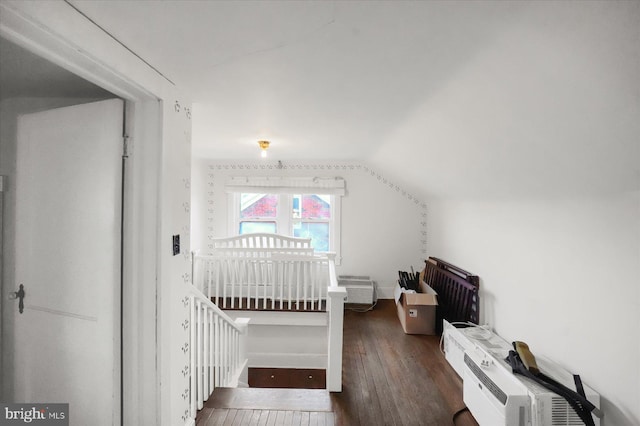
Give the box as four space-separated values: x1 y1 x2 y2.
338 275 375 304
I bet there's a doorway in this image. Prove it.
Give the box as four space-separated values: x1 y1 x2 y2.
0 2 168 421
1 36 123 425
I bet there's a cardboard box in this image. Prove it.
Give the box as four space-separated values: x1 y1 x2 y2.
394 281 438 335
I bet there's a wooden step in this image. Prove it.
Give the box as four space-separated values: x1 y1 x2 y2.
205 387 332 411
197 388 334 426
196 407 335 426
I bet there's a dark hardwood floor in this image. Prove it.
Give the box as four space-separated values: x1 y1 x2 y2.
330 300 477 426
198 299 478 426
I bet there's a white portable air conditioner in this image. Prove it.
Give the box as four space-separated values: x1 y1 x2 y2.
510 356 601 426
444 320 602 426
463 346 531 426
443 320 488 378
338 275 375 304
443 320 511 379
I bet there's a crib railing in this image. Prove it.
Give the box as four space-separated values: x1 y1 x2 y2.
192 253 336 311
211 233 312 250
188 287 249 420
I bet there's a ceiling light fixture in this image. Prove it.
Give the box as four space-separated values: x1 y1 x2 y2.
258 140 270 158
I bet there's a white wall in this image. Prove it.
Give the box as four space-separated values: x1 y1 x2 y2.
157 98 193 426
226 311 328 369
428 192 640 425
192 160 426 298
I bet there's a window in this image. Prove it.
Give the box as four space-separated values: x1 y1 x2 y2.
292 194 332 252
236 193 337 253
239 193 278 234
227 176 344 261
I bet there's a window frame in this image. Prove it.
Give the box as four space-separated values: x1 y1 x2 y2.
228 192 342 263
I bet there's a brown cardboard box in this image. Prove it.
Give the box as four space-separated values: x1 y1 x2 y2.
395 281 438 335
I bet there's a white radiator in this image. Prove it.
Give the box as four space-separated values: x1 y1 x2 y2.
338 275 374 304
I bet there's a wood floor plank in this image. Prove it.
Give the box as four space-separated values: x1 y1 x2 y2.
298 411 310 426
318 411 330 426
308 411 319 426
222 409 238 426
357 352 387 425
256 410 269 426
290 410 302 426
273 410 287 426
208 408 230 426
247 410 262 426
358 330 398 425
196 407 214 426
373 321 434 424
324 412 335 426
265 410 277 426
232 409 253 426
282 410 294 426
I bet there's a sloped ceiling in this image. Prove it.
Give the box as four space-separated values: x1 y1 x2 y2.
67 0 639 198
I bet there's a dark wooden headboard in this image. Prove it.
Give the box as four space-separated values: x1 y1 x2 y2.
422 257 480 332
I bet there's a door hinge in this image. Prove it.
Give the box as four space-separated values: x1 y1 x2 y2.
123 135 131 157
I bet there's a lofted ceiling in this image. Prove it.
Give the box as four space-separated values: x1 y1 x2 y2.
68 0 517 162
38 1 640 197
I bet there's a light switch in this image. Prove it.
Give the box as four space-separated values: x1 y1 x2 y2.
173 234 180 256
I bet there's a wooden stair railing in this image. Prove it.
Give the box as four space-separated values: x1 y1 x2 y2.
188 287 250 423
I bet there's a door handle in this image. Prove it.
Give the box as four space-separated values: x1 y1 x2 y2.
9 284 25 314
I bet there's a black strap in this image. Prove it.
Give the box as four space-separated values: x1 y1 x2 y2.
506 351 596 426
575 374 586 399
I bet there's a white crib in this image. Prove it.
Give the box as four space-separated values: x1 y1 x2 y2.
193 233 334 311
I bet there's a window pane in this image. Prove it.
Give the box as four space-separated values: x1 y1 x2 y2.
240 221 277 234
298 194 331 219
292 195 301 219
293 222 329 252
240 193 277 218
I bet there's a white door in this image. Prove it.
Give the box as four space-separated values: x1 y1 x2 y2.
12 99 124 425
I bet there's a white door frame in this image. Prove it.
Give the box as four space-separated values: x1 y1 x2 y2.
1 2 165 425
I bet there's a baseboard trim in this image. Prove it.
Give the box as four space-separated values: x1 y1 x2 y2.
376 287 395 300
